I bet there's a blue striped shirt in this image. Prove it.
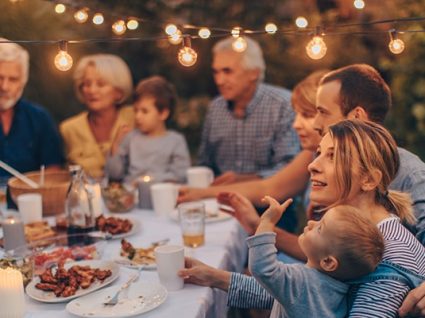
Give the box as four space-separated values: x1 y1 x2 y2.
198 83 299 178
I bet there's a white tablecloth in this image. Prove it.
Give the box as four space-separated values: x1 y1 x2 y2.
21 200 248 318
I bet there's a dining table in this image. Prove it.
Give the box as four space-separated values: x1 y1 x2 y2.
1 198 249 318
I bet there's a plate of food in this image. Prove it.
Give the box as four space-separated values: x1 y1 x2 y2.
117 239 157 269
95 215 140 239
26 260 119 303
66 281 167 318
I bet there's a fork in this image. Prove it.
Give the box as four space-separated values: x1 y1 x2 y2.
103 267 142 306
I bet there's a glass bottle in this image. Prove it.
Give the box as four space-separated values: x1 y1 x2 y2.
66 165 95 245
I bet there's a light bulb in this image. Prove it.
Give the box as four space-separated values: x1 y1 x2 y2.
295 16 308 28
198 28 211 39
231 27 241 38
265 23 277 34
55 4 66 14
169 30 183 45
74 8 89 23
389 38 405 54
232 37 247 52
306 36 327 60
165 24 178 36
54 50 73 72
353 0 365 9
92 13 104 25
112 20 126 35
178 47 197 67
127 19 139 30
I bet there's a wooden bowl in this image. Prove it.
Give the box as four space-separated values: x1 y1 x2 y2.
8 170 71 216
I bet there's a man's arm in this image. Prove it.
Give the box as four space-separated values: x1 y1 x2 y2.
179 150 312 206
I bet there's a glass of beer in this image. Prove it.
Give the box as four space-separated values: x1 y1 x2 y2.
178 201 205 248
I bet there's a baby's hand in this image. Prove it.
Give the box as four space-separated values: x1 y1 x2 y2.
260 196 293 226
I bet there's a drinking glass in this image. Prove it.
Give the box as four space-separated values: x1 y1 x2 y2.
177 201 205 248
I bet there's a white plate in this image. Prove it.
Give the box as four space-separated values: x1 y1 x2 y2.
114 257 156 270
26 260 119 303
169 209 232 224
66 281 167 318
100 215 141 240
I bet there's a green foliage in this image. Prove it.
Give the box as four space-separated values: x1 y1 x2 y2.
1 0 425 160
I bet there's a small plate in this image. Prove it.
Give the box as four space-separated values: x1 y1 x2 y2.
169 209 232 224
66 281 167 317
100 215 140 240
26 260 119 303
114 257 156 270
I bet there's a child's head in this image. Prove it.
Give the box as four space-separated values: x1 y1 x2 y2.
298 205 384 281
133 76 177 135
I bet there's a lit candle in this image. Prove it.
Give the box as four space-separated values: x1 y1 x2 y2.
0 268 25 318
2 217 26 252
138 175 153 209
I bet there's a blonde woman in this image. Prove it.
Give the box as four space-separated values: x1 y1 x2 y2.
60 54 134 178
179 120 425 317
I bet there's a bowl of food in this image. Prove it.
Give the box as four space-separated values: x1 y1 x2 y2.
102 182 136 213
0 254 33 287
9 233 108 276
8 170 71 216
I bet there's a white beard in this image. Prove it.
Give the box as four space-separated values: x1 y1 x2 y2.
0 97 17 111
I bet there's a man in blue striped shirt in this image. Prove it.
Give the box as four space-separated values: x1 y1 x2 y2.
198 36 299 186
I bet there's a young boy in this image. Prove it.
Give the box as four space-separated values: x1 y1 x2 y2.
248 196 384 317
106 76 190 184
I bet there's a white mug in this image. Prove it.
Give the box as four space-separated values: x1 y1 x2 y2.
186 167 214 188
150 183 178 218
154 245 184 291
17 193 43 224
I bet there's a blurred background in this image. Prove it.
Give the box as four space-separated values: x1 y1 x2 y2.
1 0 425 160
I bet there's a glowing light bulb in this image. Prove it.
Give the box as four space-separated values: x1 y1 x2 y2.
231 27 241 38
232 37 247 52
74 8 89 23
198 28 211 39
127 19 139 30
353 0 365 9
295 16 308 28
306 36 327 60
169 30 183 45
54 42 73 72
389 38 405 54
55 4 66 14
165 24 178 36
265 23 277 34
112 20 126 35
92 13 104 25
178 47 197 67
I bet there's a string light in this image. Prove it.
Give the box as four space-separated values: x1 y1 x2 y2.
54 4 66 14
165 24 178 36
54 40 73 71
306 28 327 60
232 36 248 52
198 28 211 39
178 36 197 67
231 27 242 38
388 29 405 54
74 8 89 23
112 20 126 35
353 0 365 9
265 23 278 34
92 13 104 25
127 19 139 30
169 29 183 45
295 16 308 28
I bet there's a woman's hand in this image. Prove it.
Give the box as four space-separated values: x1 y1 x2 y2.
177 186 206 203
256 196 293 234
217 192 260 235
178 257 231 291
399 281 425 317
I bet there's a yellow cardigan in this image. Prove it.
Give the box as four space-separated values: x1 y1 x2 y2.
60 106 134 178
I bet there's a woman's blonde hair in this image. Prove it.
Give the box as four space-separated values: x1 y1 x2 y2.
73 54 133 105
328 120 415 224
291 70 329 117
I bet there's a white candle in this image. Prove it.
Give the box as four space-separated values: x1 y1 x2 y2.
138 175 153 209
2 217 26 252
0 268 25 318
